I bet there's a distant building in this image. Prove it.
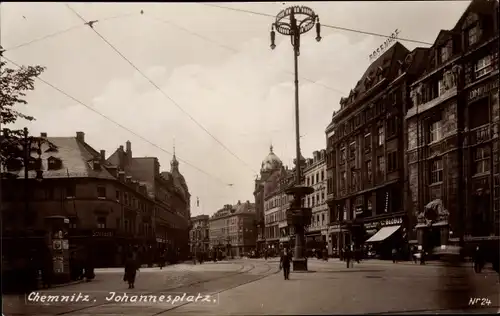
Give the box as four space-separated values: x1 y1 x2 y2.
209 201 256 257
189 215 210 253
254 145 284 252
303 150 329 254
406 0 499 248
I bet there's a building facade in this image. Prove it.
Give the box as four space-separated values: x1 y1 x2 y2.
303 150 329 255
406 0 499 250
325 42 429 258
209 201 256 257
189 215 210 253
2 131 190 269
254 145 284 252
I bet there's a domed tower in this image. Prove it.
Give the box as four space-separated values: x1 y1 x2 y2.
260 145 283 180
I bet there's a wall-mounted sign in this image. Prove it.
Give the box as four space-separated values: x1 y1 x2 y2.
369 29 400 62
364 217 403 230
52 240 62 251
468 80 499 102
93 230 114 237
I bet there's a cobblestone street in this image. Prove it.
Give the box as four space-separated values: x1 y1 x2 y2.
3 259 498 315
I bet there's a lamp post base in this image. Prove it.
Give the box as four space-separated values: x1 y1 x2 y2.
292 258 308 271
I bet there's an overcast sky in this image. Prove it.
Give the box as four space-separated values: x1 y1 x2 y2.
1 1 470 216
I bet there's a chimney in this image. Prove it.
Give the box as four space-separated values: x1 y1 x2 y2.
100 150 106 162
119 145 124 151
76 131 85 142
238 200 241 205
40 132 47 138
126 140 132 155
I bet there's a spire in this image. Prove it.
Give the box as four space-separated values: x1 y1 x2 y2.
171 138 179 172
270 143 274 153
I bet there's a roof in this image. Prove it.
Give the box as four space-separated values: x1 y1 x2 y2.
5 136 115 180
260 145 283 173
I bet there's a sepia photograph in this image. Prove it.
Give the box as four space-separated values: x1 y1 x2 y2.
1 1 499 315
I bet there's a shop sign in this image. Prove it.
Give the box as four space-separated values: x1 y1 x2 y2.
369 29 400 62
468 80 499 102
364 217 403 229
93 230 114 237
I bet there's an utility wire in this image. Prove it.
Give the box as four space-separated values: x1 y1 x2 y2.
2 55 232 187
147 14 346 96
64 4 258 175
4 12 138 52
202 3 433 46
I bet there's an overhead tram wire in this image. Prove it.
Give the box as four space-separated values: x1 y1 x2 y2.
4 12 139 52
146 14 346 96
201 3 433 46
2 55 231 187
64 4 259 176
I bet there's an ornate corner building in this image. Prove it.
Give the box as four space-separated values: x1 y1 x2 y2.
407 0 499 247
189 215 210 253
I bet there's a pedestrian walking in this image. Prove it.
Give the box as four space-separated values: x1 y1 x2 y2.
280 248 291 280
84 254 95 282
159 252 166 270
345 246 352 268
473 246 484 273
124 253 139 289
392 248 398 263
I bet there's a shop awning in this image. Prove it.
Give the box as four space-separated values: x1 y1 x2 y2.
365 225 400 243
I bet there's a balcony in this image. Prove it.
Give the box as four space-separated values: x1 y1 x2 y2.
470 125 491 145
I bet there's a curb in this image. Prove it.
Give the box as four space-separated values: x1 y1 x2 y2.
50 279 85 289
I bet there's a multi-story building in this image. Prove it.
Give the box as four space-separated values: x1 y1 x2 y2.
278 168 295 250
406 0 499 249
189 215 210 253
254 145 284 252
2 131 190 268
209 201 256 257
325 42 429 258
303 150 329 254
107 140 191 259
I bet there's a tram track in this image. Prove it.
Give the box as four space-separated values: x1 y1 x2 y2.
54 261 276 316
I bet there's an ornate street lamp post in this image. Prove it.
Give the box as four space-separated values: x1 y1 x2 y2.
270 6 321 271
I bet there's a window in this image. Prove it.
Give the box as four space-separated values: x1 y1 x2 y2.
475 55 493 79
429 120 442 143
66 184 76 198
316 173 319 183
378 126 385 146
377 156 385 176
387 116 397 137
440 44 450 64
467 25 480 47
349 142 356 159
124 193 129 205
321 192 325 201
364 133 371 152
97 186 106 198
387 152 398 172
430 159 443 184
322 213 325 223
366 160 373 182
321 170 325 181
311 175 315 185
306 177 310 186
312 196 315 207
474 147 490 174
340 147 346 163
97 217 106 229
341 171 347 189
116 190 120 201
351 169 357 188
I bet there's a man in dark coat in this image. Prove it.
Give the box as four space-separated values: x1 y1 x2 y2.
280 248 291 280
124 254 139 289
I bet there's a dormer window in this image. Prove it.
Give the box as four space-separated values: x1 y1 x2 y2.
440 41 451 64
47 156 62 170
467 24 480 47
93 160 101 170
